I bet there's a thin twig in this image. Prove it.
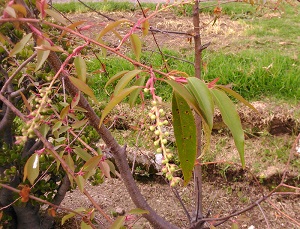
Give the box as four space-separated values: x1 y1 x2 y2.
267 199 300 227
256 202 271 229
171 187 192 224
136 0 169 72
77 0 115 21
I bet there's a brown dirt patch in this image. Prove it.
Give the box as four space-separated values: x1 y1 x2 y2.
66 10 248 53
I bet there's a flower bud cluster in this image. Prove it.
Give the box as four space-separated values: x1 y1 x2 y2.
22 87 51 138
148 100 180 186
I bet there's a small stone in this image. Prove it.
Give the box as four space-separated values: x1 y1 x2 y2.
115 207 125 216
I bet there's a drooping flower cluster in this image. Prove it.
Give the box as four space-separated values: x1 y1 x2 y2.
148 100 180 187
22 87 51 138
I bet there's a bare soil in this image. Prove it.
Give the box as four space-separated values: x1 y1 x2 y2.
56 10 300 229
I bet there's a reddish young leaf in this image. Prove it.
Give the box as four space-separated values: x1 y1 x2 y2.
207 77 220 88
48 208 56 217
19 185 30 202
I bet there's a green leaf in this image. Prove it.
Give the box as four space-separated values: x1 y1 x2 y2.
52 120 62 133
74 56 87 83
109 216 125 229
45 9 68 25
105 70 129 89
128 75 145 107
60 105 70 120
130 34 141 61
142 20 149 36
65 153 75 186
9 33 32 57
216 85 258 112
210 89 245 168
57 126 71 136
172 92 197 185
99 160 111 178
40 124 50 138
75 175 85 192
231 222 239 229
72 119 88 129
99 86 140 127
128 208 149 215
164 80 202 117
106 160 116 176
23 153 39 185
114 69 142 96
201 121 212 158
61 207 85 225
81 221 92 229
61 212 76 225
35 39 50 71
97 19 129 41
73 146 92 162
69 76 98 103
186 78 214 130
83 155 102 172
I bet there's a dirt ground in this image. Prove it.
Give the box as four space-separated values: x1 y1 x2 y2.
54 9 300 229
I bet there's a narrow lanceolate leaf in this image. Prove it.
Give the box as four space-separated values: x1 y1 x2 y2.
216 85 258 112
75 175 85 192
45 9 68 25
99 86 140 127
73 146 92 162
210 89 245 168
23 153 39 185
186 78 214 130
74 56 87 83
172 92 197 186
128 208 149 215
9 33 32 57
114 69 142 95
105 70 129 89
130 34 141 61
35 39 50 71
65 153 75 187
68 76 98 103
109 216 125 229
164 80 200 114
128 75 145 107
60 20 86 37
82 155 102 172
97 19 129 41
201 121 212 158
142 20 149 36
72 119 88 129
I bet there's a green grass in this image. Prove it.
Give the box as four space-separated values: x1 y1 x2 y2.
87 46 300 102
52 1 156 14
203 49 300 101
